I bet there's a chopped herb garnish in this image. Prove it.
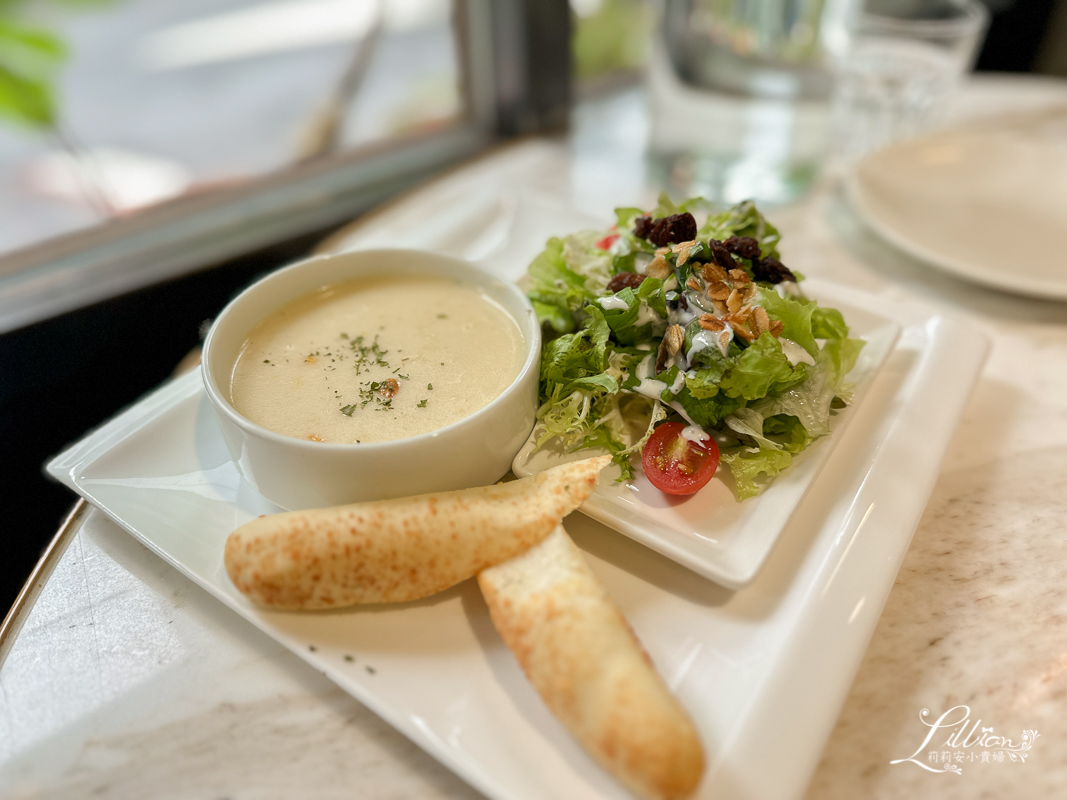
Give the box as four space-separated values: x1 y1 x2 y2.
427 383 433 390
417 399 428 408
437 313 448 319
340 404 357 416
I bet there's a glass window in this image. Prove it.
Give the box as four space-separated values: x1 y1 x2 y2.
0 0 467 257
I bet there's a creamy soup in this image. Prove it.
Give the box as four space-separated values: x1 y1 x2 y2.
230 275 525 443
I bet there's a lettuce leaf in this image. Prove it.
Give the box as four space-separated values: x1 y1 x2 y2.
685 351 730 397
763 414 813 453
725 408 782 451
718 332 801 400
757 287 818 357
615 206 644 229
811 307 849 340
721 448 793 500
751 335 865 438
597 278 666 346
672 383 743 427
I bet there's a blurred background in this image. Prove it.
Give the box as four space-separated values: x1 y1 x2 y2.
1 0 1065 616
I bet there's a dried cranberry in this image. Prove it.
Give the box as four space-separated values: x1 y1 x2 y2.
632 215 653 239
648 212 697 246
723 236 761 260
606 272 646 293
751 257 795 284
707 239 739 270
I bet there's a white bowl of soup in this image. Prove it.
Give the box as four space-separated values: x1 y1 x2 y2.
202 249 540 510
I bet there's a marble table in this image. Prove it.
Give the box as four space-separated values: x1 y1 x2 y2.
3 76 1066 799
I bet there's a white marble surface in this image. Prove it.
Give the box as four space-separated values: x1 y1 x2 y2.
3 76 1067 798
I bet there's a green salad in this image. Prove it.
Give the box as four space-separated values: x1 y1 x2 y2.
525 195 865 500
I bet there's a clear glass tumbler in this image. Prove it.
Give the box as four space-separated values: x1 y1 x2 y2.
829 0 989 165
647 0 854 206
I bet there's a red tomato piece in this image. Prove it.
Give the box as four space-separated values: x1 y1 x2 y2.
641 422 720 496
594 233 620 251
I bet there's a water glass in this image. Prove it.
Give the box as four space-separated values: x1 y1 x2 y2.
830 0 989 164
647 0 853 206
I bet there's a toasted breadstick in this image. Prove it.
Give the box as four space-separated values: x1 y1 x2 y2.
478 525 704 800
225 456 610 609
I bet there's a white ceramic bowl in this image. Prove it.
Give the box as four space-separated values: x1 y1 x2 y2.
201 249 540 510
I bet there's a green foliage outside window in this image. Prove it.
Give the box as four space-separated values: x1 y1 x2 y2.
0 0 110 130
572 0 654 81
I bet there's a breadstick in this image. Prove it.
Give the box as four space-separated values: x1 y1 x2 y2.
478 525 704 800
224 456 609 609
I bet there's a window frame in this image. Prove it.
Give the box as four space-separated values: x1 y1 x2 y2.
0 0 571 335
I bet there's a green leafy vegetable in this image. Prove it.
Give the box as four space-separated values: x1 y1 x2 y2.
720 448 793 500
524 197 862 501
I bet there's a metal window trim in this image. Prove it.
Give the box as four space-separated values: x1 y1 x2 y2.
0 125 489 335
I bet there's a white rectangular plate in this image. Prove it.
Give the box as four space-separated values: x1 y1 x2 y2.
47 284 986 800
514 281 900 588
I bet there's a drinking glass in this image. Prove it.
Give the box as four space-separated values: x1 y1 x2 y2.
647 0 855 205
829 0 989 164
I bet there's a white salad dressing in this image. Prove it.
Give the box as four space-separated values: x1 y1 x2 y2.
635 378 669 400
686 327 733 363
680 425 710 444
635 353 655 378
597 295 630 311
670 370 687 394
668 400 697 427
776 281 801 298
668 302 698 328
779 337 816 366
635 300 662 328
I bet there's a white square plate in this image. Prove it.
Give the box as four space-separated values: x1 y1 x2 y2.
513 281 900 588
46 282 986 800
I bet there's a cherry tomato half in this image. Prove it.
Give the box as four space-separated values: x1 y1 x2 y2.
641 422 720 496
594 232 620 251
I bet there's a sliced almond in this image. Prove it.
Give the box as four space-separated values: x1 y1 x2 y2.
752 306 771 337
665 323 685 355
645 254 671 279
700 263 728 283
717 329 733 356
686 276 702 292
728 269 751 286
698 314 725 332
671 240 698 266
706 281 731 301
726 289 743 314
656 324 685 372
724 313 755 342
769 319 785 338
